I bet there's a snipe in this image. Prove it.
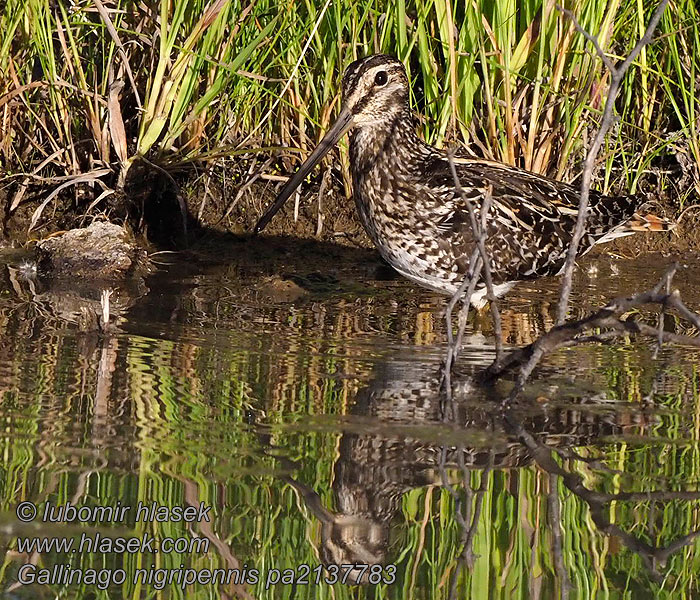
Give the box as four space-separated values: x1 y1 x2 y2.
255 54 672 304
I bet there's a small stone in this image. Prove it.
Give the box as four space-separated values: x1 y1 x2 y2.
257 275 308 303
36 222 148 280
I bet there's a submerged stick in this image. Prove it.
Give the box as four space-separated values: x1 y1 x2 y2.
481 263 700 390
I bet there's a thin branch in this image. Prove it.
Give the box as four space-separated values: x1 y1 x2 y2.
554 0 670 325
482 0 679 404
557 6 615 72
445 151 502 366
482 266 700 391
477 187 503 364
443 250 481 394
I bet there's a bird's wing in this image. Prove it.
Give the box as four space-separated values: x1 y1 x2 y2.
430 158 642 236
425 158 641 280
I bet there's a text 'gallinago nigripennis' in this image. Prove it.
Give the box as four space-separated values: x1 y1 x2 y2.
255 55 673 305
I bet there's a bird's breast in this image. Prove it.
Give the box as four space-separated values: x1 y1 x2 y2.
350 161 463 293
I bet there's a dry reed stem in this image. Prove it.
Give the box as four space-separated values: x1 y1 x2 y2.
92 0 142 109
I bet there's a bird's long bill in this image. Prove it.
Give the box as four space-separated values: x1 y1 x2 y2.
253 106 354 234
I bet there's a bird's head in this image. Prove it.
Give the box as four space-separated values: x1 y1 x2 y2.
340 54 409 127
254 54 408 233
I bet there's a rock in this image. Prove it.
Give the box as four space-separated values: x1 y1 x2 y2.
256 275 309 303
36 221 149 279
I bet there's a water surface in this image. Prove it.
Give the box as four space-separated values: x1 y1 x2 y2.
0 239 699 599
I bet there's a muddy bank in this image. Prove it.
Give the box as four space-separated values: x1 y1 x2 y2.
2 162 698 260
189 176 700 257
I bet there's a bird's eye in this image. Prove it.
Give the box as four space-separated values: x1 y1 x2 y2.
374 71 388 86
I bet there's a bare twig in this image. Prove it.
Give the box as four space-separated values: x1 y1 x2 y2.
554 0 670 325
444 151 502 371
220 156 275 221
479 190 503 366
481 0 678 405
481 264 700 394
505 412 700 581
442 250 480 395
444 252 481 350
439 153 505 571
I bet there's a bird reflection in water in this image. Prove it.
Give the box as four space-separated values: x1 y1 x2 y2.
257 357 700 587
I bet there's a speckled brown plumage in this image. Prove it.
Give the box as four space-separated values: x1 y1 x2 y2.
255 54 673 301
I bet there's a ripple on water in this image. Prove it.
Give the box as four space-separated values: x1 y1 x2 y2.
0 249 699 598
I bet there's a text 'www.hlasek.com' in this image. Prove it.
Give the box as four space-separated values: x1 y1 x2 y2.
12 500 396 590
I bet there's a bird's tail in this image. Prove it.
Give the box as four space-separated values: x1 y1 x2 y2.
593 210 676 245
624 212 677 232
